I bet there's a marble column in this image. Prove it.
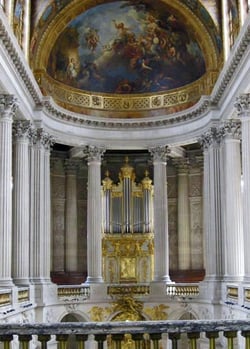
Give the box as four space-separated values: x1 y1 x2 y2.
0 94 17 286
65 159 79 272
29 128 54 283
83 146 105 284
174 158 191 270
149 146 171 283
199 128 224 280
235 94 250 281
221 120 244 281
12 120 31 285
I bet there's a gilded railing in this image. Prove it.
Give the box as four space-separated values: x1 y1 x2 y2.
0 320 250 348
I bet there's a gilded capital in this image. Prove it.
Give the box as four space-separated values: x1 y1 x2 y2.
149 146 170 162
235 93 250 117
82 145 105 162
0 94 18 119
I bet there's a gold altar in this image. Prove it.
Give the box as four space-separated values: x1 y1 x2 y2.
102 233 154 283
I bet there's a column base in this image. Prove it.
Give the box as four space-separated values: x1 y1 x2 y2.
13 278 31 286
153 275 172 283
85 276 104 284
0 278 14 287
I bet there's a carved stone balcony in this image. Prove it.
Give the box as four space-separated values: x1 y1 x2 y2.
0 320 250 348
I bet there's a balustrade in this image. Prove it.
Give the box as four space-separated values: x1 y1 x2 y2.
0 320 249 348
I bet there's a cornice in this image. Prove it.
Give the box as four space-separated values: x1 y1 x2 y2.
0 12 42 106
211 15 250 106
42 96 211 129
0 9 250 130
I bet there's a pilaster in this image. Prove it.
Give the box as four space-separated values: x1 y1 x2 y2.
65 159 79 272
173 158 191 271
235 93 250 282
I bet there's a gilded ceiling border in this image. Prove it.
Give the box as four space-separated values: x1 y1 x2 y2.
31 0 221 117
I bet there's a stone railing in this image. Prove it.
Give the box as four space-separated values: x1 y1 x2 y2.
0 320 250 348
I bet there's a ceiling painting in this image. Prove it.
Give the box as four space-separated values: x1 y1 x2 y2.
47 1 206 95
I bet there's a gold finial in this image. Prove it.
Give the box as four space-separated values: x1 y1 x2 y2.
141 169 152 190
102 170 113 190
120 156 134 179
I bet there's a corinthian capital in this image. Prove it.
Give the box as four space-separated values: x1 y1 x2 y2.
0 94 18 119
235 93 250 117
149 146 170 162
12 120 31 140
30 128 55 150
220 119 241 140
198 127 223 150
82 145 105 162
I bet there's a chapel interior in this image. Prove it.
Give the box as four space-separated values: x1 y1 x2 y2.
0 0 250 348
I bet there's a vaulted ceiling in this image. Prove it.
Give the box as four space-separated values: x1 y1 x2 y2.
29 0 223 118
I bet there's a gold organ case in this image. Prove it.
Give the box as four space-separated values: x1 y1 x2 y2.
102 158 154 284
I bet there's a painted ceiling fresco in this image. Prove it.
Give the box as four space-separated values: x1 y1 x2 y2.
47 1 207 95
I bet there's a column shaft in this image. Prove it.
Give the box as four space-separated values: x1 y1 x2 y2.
200 128 224 280
221 121 243 281
84 146 105 283
30 128 53 283
0 95 17 286
12 120 30 285
150 146 171 282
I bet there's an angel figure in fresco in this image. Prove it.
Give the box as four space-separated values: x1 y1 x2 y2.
84 27 100 52
112 20 131 37
66 57 78 80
